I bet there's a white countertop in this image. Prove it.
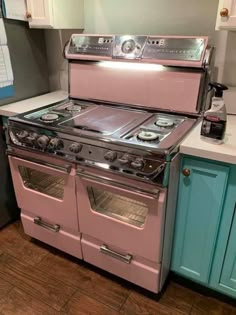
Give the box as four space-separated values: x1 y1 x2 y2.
0 90 68 117
180 115 236 164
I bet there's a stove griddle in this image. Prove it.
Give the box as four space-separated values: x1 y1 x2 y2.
59 106 152 136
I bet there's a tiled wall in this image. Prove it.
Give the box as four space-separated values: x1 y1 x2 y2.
45 0 236 108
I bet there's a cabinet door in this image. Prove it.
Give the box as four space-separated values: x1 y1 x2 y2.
216 0 236 30
171 158 229 285
220 210 236 292
26 0 53 28
210 167 236 298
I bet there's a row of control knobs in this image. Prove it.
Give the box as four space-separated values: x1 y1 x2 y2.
16 131 82 153
104 151 144 170
16 131 144 170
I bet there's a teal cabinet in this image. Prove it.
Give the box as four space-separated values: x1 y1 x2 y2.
220 215 236 290
210 167 236 298
171 157 229 285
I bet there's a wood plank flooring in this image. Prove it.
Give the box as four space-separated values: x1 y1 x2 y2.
0 220 236 314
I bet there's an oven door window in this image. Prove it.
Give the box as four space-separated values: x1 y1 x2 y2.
18 166 65 199
87 186 149 227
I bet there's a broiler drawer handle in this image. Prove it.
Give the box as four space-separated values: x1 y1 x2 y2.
34 217 60 232
100 244 133 264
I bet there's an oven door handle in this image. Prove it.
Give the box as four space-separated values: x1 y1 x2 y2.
77 169 159 199
100 244 133 264
7 150 72 173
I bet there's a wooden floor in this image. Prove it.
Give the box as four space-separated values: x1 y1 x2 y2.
0 221 236 315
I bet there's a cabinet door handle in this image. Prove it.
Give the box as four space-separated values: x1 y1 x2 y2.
220 8 229 17
182 168 191 177
100 245 133 264
26 12 32 19
34 217 60 232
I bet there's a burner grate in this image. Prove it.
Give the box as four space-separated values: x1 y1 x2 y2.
40 113 60 123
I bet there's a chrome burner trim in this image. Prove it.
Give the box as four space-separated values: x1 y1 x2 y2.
137 131 160 141
65 104 82 112
155 119 174 127
40 113 59 123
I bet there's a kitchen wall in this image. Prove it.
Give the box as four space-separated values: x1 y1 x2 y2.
44 29 82 92
0 20 49 106
84 0 218 37
45 0 235 95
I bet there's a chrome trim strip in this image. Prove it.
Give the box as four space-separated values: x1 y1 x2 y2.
100 244 132 264
69 96 201 118
34 217 60 232
7 149 72 174
77 169 160 198
203 47 214 68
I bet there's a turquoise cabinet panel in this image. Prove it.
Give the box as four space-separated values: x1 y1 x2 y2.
210 166 236 298
220 212 236 290
171 157 229 285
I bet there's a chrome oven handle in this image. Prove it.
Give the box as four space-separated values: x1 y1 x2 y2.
100 244 133 264
77 169 159 199
7 150 72 173
34 217 60 233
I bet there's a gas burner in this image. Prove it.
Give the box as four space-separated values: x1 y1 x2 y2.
40 113 59 123
65 104 82 112
137 131 159 141
155 119 174 128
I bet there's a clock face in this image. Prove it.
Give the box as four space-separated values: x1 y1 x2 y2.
121 39 136 54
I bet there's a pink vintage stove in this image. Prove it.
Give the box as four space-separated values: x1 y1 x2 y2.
7 35 213 293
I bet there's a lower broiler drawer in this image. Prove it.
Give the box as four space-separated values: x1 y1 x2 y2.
21 212 83 259
81 235 160 293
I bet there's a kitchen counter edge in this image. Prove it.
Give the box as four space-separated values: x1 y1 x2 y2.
0 90 68 117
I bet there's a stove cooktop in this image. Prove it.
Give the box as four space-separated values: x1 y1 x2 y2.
8 99 198 183
9 99 196 152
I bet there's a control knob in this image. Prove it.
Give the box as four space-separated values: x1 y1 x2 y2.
26 133 38 145
37 135 49 149
131 158 145 170
16 130 29 141
48 138 64 150
118 154 132 165
104 151 117 162
69 143 82 153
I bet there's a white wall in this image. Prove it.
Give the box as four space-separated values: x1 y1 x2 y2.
45 0 236 93
84 0 218 38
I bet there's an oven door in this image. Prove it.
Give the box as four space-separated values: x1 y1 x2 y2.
76 168 166 262
8 155 78 232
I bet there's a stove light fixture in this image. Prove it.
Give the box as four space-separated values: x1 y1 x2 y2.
98 61 165 72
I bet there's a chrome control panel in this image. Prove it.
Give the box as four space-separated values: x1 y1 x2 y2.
142 37 206 61
9 125 166 182
68 35 113 56
66 34 208 62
